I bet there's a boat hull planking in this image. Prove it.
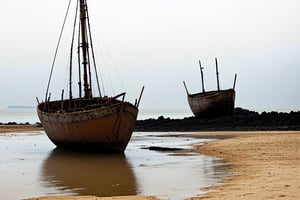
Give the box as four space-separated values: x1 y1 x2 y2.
188 89 235 118
38 99 138 153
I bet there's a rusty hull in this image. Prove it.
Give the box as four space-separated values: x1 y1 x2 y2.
37 99 138 153
188 89 235 118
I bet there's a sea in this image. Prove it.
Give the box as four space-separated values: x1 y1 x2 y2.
0 107 227 200
0 107 192 124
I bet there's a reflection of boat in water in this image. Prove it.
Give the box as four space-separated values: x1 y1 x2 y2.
40 149 137 196
183 58 237 118
37 0 144 153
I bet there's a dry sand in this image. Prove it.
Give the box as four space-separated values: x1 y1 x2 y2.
189 131 300 200
0 126 299 199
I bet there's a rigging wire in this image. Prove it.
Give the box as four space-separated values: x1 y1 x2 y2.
105 44 127 92
95 34 127 94
77 23 82 98
64 56 71 98
93 35 128 96
93 37 107 96
86 4 102 97
68 0 80 100
45 0 72 102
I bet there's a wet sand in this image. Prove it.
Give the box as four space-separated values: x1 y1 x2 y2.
0 126 299 199
27 196 159 200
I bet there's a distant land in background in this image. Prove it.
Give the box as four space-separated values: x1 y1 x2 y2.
135 108 300 132
6 105 35 109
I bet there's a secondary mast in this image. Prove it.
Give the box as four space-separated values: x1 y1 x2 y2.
199 60 205 93
215 57 220 91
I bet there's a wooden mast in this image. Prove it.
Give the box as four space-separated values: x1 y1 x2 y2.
233 73 237 90
215 57 220 91
79 0 91 98
199 60 205 93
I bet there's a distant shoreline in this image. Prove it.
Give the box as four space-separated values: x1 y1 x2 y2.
5 105 35 109
1 107 300 132
0 124 43 133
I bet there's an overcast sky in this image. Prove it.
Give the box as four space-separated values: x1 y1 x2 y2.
0 0 299 112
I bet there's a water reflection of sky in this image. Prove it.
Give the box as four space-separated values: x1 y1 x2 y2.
0 132 226 200
127 132 224 200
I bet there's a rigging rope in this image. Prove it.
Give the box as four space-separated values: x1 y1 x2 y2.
69 0 80 100
45 0 72 102
86 5 102 97
77 23 82 98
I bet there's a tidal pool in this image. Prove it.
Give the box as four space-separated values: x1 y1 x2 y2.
0 132 226 200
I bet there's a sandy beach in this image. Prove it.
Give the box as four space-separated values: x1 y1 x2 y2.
0 126 299 199
190 131 300 200
0 124 43 133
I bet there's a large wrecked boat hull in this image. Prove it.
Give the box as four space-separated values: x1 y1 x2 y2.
38 98 138 153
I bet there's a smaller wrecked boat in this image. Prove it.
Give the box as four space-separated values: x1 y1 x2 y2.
183 58 237 118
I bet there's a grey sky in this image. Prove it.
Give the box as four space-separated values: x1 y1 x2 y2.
0 0 299 112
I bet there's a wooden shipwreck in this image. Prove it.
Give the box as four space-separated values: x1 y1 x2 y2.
37 0 144 153
183 58 237 118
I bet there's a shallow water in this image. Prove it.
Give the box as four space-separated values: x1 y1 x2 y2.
0 132 226 200
0 108 39 124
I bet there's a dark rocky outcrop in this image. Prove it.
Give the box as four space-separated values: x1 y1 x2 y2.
135 107 300 132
